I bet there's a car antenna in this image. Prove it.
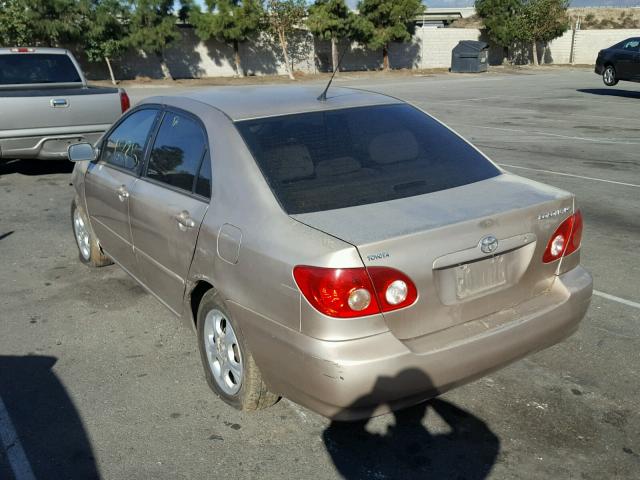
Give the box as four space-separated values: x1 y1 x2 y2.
317 45 349 102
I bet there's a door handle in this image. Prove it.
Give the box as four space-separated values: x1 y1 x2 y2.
175 211 196 231
116 185 129 202
50 98 69 108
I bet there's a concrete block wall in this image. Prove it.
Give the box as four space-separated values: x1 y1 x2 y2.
78 25 640 80
420 28 482 68
545 31 573 64
572 29 640 64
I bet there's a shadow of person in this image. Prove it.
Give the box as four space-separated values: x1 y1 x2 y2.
0 355 99 479
323 369 499 480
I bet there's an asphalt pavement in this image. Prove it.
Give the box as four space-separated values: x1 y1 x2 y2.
1 67 639 479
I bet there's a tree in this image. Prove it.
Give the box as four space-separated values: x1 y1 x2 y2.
264 0 307 80
84 0 130 84
307 0 354 73
475 0 521 62
0 0 86 47
354 0 424 71
189 0 263 77
0 0 32 47
127 0 179 80
518 0 569 65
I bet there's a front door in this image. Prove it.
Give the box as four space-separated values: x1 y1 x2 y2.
84 108 159 275
129 110 211 314
617 39 640 79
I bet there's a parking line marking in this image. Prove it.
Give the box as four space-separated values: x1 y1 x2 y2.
452 123 640 145
593 290 640 310
0 396 36 480
498 164 640 188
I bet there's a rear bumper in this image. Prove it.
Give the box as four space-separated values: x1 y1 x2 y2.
231 266 592 421
0 131 104 160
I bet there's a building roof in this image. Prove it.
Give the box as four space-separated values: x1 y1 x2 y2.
161 86 402 121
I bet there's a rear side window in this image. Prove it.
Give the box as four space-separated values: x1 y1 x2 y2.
0 54 82 85
102 109 158 172
236 104 500 214
146 112 207 193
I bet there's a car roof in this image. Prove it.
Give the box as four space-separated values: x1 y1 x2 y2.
150 86 403 122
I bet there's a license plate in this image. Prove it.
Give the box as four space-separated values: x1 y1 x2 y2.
455 255 507 299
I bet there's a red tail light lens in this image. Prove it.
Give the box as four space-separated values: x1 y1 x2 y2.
293 266 417 318
368 267 418 313
542 210 583 263
120 91 130 113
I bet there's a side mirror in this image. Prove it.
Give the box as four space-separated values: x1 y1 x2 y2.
68 143 96 162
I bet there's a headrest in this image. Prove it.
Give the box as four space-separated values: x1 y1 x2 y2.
315 157 361 177
369 131 419 164
264 144 314 182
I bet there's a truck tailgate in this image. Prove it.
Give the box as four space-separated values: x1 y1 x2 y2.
0 87 121 133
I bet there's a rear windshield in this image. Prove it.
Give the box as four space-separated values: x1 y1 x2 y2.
236 104 500 214
0 53 82 85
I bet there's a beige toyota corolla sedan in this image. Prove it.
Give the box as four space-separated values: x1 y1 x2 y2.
68 86 592 420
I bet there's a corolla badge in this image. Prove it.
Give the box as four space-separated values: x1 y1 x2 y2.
479 235 499 254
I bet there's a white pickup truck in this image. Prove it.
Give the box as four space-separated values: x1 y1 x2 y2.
0 47 129 160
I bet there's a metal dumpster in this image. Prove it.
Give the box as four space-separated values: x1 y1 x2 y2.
451 41 489 73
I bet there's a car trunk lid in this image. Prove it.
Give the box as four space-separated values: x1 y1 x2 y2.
292 173 575 341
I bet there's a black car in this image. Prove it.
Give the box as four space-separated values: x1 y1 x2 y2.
595 37 640 86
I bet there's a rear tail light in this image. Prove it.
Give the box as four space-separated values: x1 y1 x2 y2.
10 47 34 53
293 266 418 318
120 91 130 113
542 210 583 263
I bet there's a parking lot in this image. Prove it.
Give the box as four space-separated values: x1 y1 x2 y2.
1 67 639 479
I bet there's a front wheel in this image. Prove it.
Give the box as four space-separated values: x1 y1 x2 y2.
603 65 618 86
197 289 279 411
71 199 112 267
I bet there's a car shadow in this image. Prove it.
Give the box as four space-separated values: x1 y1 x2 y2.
0 159 73 176
577 88 640 99
0 355 99 479
323 369 500 479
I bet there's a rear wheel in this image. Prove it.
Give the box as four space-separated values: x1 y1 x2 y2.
603 65 618 86
71 199 112 267
196 289 279 411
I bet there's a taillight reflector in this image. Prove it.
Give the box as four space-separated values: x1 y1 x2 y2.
120 91 130 113
293 266 418 318
542 210 583 263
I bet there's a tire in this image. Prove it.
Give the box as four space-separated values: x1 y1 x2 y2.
603 65 618 86
70 199 113 267
196 289 279 411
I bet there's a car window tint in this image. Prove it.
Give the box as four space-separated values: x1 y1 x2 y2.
102 109 158 172
146 112 207 193
0 54 81 85
236 104 501 214
623 40 640 50
195 151 211 198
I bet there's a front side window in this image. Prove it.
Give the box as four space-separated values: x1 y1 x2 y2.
145 112 207 193
102 109 158 172
622 39 640 51
236 104 501 214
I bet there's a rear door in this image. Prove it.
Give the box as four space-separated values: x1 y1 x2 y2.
129 109 211 315
84 108 159 274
